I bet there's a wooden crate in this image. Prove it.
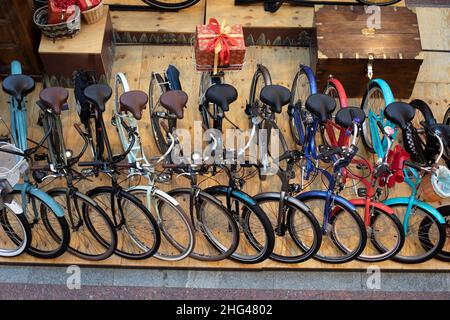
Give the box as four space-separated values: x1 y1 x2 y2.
313 5 423 99
39 6 115 87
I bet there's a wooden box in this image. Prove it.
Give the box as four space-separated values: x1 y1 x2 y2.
39 6 114 87
313 5 423 99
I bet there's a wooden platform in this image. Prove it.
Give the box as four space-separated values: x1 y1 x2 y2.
0 40 449 270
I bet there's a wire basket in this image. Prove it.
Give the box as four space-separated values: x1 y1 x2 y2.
81 0 104 25
0 143 28 188
420 166 450 202
33 5 81 41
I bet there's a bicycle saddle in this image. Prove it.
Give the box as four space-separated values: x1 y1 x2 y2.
384 102 415 130
205 84 237 111
119 90 148 120
83 84 112 112
2 74 35 101
260 85 290 113
39 87 69 115
305 93 336 123
160 90 188 119
335 107 366 128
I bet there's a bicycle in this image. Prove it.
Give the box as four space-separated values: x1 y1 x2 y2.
319 91 405 262
1 61 70 259
112 72 195 261
33 86 118 260
380 101 447 263
235 0 402 13
74 79 161 259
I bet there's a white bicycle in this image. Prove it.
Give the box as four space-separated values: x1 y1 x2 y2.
112 73 195 261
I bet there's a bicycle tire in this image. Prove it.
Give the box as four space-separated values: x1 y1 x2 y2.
168 188 240 261
432 205 450 262
293 195 367 263
127 187 195 261
253 192 321 263
8 189 70 259
289 65 316 146
47 188 117 261
322 77 348 146
357 0 402 5
389 203 446 264
204 186 275 264
87 187 161 260
444 106 450 126
355 205 405 262
248 64 272 126
0 204 31 257
149 72 170 154
360 80 394 154
141 0 200 10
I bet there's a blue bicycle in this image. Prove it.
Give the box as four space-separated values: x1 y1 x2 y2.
361 84 447 263
2 61 70 259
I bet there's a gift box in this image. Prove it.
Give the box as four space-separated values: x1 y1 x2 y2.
195 18 246 73
75 0 101 11
48 0 76 24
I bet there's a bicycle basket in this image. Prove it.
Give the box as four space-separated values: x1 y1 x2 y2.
420 165 450 202
0 143 28 188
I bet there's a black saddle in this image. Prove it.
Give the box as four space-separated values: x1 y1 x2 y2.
205 84 237 112
335 107 366 128
305 94 336 123
384 102 415 130
83 84 112 112
260 85 290 113
2 74 35 101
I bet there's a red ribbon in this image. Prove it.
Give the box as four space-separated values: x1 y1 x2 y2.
205 18 239 67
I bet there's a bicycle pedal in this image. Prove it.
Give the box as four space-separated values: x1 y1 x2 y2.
357 188 367 197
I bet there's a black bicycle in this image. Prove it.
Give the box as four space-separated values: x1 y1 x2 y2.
74 76 161 260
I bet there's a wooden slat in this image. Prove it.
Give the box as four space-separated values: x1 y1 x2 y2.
416 7 450 51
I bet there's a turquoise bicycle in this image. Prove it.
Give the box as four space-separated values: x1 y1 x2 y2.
360 81 446 263
1 61 70 259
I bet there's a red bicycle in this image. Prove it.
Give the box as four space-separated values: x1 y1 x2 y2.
321 76 405 262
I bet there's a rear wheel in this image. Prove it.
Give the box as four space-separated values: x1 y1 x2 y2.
149 73 170 154
322 78 348 146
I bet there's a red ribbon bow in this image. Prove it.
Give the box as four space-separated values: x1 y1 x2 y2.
205 18 239 69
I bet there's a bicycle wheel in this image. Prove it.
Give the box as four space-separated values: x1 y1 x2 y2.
254 193 321 263
444 106 450 126
289 65 316 146
322 78 348 146
360 80 394 154
0 203 31 257
433 206 450 262
248 64 272 125
199 72 223 130
87 187 160 260
205 187 275 264
8 189 70 259
168 188 239 261
142 0 200 10
353 205 405 262
48 188 117 260
293 195 367 263
390 203 446 263
149 72 170 154
127 187 195 261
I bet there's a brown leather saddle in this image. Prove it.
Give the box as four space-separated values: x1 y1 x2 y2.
39 87 69 115
119 90 148 120
159 90 188 119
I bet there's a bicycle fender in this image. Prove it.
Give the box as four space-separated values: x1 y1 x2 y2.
370 79 395 105
127 185 181 207
204 185 257 206
383 197 445 224
300 64 317 94
13 183 65 218
254 192 311 213
296 190 356 213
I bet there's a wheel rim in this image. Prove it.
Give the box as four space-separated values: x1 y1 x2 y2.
0 209 27 256
362 86 386 151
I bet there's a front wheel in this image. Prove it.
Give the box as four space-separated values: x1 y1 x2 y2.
87 187 160 260
390 203 446 264
433 206 450 262
127 187 195 261
0 205 31 257
294 195 367 263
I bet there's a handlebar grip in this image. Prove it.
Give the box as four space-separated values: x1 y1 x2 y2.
30 165 51 171
115 161 135 168
162 163 178 169
78 161 104 167
404 160 422 171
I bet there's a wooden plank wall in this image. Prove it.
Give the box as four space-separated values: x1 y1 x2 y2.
0 3 448 270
